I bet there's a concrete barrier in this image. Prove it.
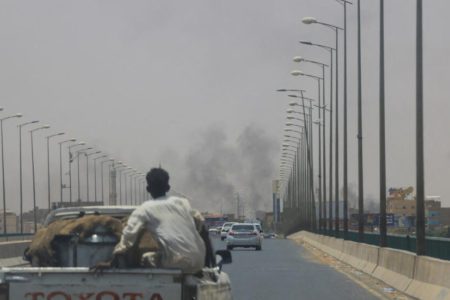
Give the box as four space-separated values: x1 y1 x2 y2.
323 237 344 259
0 241 30 259
406 256 450 300
338 241 379 274
372 247 416 292
289 231 450 299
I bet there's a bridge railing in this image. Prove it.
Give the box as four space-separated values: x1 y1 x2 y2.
0 233 34 242
317 229 450 261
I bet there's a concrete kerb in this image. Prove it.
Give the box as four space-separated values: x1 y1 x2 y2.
372 247 416 293
406 256 450 300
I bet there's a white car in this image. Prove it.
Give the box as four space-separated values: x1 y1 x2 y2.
220 222 236 240
226 223 262 251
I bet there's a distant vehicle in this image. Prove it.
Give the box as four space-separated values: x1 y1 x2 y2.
220 222 236 240
263 232 278 239
226 223 262 251
208 227 219 235
204 214 229 229
254 223 263 233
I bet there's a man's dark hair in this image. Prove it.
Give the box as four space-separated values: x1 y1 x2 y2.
146 168 170 199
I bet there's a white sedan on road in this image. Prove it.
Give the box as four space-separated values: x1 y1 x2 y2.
220 222 236 240
226 223 262 251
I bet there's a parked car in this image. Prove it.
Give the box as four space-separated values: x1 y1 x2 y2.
220 222 236 240
226 223 262 251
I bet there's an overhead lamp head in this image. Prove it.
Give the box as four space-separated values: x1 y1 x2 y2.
16 113 23 118
290 70 303 76
43 124 50 129
299 40 313 45
276 89 287 92
302 17 317 24
293 56 303 63
70 138 76 142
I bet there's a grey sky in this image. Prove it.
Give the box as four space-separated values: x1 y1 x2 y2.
0 1 448 216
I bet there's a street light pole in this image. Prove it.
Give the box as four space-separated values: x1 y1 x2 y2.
76 147 92 202
101 159 114 204
85 151 101 202
357 0 365 242
379 0 387 247
292 58 328 230
46 132 65 210
1 112 22 234
337 0 352 239
18 120 39 233
68 142 85 203
115 163 126 205
415 0 425 256
300 41 335 233
30 125 50 233
93 155 107 203
58 139 76 204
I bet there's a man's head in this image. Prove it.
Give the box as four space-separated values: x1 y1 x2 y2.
146 168 170 199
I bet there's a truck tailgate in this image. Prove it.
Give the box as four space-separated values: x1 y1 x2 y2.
1 267 182 300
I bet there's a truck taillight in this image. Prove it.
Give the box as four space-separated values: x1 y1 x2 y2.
0 283 9 300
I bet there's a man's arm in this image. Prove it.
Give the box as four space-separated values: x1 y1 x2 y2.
114 208 147 255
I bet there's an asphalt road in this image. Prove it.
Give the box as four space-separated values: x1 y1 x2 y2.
212 235 379 300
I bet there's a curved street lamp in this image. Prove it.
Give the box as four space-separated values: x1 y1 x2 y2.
58 138 76 204
75 147 93 202
100 158 114 204
0 112 22 233
93 154 108 203
68 142 86 203
30 124 50 232
85 150 102 202
303 16 343 234
46 132 65 209
18 119 39 233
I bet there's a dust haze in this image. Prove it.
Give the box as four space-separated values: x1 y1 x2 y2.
161 125 278 217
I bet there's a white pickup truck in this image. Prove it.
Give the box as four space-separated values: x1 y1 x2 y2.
0 206 233 300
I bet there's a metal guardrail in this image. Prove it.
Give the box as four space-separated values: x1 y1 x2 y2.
317 229 450 261
0 233 34 242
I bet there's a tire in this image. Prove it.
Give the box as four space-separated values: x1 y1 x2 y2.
255 245 262 251
227 246 233 251
221 237 225 241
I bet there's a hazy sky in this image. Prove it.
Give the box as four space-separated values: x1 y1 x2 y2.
0 1 449 217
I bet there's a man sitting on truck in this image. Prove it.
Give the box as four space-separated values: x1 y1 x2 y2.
112 167 206 273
